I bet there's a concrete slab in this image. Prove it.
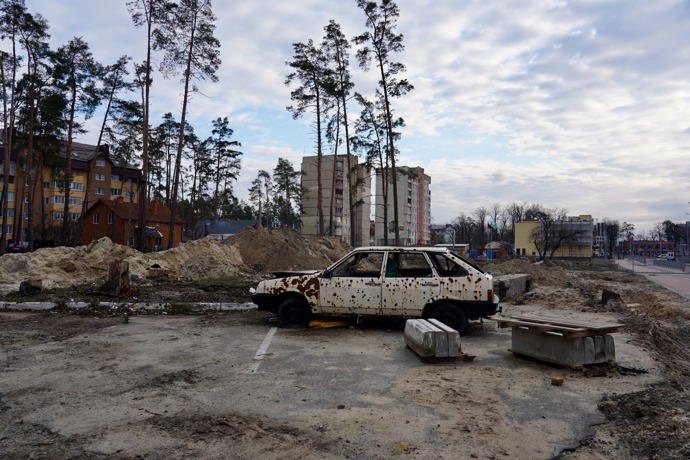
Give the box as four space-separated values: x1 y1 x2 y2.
404 318 463 358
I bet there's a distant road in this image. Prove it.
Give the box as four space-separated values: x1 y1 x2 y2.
616 258 690 300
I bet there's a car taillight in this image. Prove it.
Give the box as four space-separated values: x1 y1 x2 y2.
487 289 494 302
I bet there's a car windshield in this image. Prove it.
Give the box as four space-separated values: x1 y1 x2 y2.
331 252 385 277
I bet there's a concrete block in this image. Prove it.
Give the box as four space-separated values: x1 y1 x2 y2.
427 318 462 357
404 319 462 358
511 327 616 368
493 274 531 300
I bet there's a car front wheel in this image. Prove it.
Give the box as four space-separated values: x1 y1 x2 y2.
431 304 469 335
277 298 313 328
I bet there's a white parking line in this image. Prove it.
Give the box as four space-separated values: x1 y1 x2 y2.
248 327 277 374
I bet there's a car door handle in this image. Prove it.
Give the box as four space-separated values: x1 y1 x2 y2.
365 281 381 286
422 282 439 287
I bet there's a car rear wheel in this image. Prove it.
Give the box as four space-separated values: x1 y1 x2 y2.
277 298 313 328
431 304 469 335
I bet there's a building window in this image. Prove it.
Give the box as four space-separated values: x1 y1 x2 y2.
96 173 105 181
335 160 344 167
43 181 50 189
69 197 82 206
125 191 134 200
0 161 17 174
51 181 83 191
336 170 343 176
96 159 106 167
335 207 343 214
112 174 121 182
107 213 114 224
93 213 99 224
95 187 105 195
7 191 14 201
111 188 121 196
335 179 343 186
335 188 343 196
53 196 66 204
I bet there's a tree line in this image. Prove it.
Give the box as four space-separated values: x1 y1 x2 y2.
1 0 415 253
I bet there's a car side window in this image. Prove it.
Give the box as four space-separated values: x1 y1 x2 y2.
385 252 433 277
332 252 384 277
431 253 469 277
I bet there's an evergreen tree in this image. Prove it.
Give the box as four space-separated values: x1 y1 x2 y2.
285 38 332 236
354 0 413 245
157 0 220 248
272 158 302 229
51 36 103 245
206 116 241 221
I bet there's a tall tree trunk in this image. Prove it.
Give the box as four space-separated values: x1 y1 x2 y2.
315 88 324 236
378 59 399 246
167 27 196 249
137 1 153 252
62 84 77 245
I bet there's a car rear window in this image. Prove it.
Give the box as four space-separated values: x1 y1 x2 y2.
430 253 469 277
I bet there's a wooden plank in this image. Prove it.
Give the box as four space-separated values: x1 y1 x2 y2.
495 318 585 333
493 315 622 338
510 313 622 331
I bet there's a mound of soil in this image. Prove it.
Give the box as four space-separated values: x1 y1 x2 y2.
225 226 350 272
0 227 352 296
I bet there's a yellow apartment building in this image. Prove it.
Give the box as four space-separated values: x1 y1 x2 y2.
1 140 141 246
515 215 593 259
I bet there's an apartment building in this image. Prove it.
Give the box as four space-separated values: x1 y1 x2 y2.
300 154 372 246
373 166 431 246
0 140 141 246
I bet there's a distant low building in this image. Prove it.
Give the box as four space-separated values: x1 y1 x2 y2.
81 198 183 251
188 220 255 241
515 215 593 259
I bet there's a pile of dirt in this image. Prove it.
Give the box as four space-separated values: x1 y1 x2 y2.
225 226 350 272
0 227 352 296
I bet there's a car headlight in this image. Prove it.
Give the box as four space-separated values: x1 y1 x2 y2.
249 287 256 295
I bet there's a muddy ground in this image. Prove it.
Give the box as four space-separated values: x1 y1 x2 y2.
1 257 690 459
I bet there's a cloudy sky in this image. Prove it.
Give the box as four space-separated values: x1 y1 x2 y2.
19 0 690 234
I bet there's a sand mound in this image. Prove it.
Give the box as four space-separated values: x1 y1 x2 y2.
225 226 350 272
0 227 353 294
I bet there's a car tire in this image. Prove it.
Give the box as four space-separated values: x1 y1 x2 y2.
431 304 469 335
277 298 312 328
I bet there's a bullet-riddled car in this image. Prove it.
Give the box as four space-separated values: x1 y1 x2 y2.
250 246 499 334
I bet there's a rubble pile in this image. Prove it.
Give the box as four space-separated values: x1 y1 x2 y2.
0 226 352 295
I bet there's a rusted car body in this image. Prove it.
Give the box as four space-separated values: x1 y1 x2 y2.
250 246 499 334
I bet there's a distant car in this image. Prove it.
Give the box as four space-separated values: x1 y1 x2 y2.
250 246 500 334
6 242 28 253
657 252 676 261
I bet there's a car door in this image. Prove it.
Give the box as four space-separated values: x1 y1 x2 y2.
382 251 440 316
318 251 384 315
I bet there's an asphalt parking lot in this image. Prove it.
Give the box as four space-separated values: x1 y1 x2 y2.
0 310 661 459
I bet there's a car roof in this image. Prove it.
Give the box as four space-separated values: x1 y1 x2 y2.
353 246 449 253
